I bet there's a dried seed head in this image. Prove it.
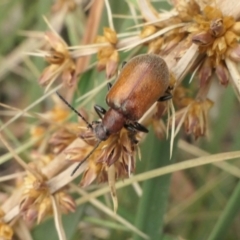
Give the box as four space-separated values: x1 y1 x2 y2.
20 172 49 222
20 170 76 223
95 29 119 77
39 32 76 87
67 127 139 187
190 6 238 64
181 99 213 139
49 123 78 154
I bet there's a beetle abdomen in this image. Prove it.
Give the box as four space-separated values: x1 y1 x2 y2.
106 54 169 121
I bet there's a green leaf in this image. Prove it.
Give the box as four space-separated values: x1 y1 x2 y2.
207 180 240 240
133 129 177 240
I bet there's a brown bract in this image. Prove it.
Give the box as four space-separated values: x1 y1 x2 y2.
39 32 76 88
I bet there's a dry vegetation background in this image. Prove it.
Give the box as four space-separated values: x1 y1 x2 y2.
1 0 240 240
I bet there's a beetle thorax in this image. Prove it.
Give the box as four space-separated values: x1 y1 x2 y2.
94 108 125 141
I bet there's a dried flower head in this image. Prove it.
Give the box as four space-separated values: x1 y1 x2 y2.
174 97 213 139
95 28 119 78
49 123 79 154
20 170 75 224
65 127 138 186
190 6 240 63
39 32 76 87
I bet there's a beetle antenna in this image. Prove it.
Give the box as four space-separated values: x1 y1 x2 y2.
71 141 101 176
56 92 92 129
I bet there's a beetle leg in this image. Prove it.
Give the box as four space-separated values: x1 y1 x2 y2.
158 93 172 101
125 122 149 133
94 105 107 119
158 87 173 102
107 82 112 91
133 122 149 133
124 124 136 132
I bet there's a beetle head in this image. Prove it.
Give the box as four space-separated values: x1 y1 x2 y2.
93 122 110 141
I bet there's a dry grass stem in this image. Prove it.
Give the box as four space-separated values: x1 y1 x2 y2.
51 195 67 240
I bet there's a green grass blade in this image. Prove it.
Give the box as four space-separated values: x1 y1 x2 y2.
207 180 240 240
133 130 177 240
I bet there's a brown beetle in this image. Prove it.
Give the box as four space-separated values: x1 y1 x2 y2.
57 54 171 175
